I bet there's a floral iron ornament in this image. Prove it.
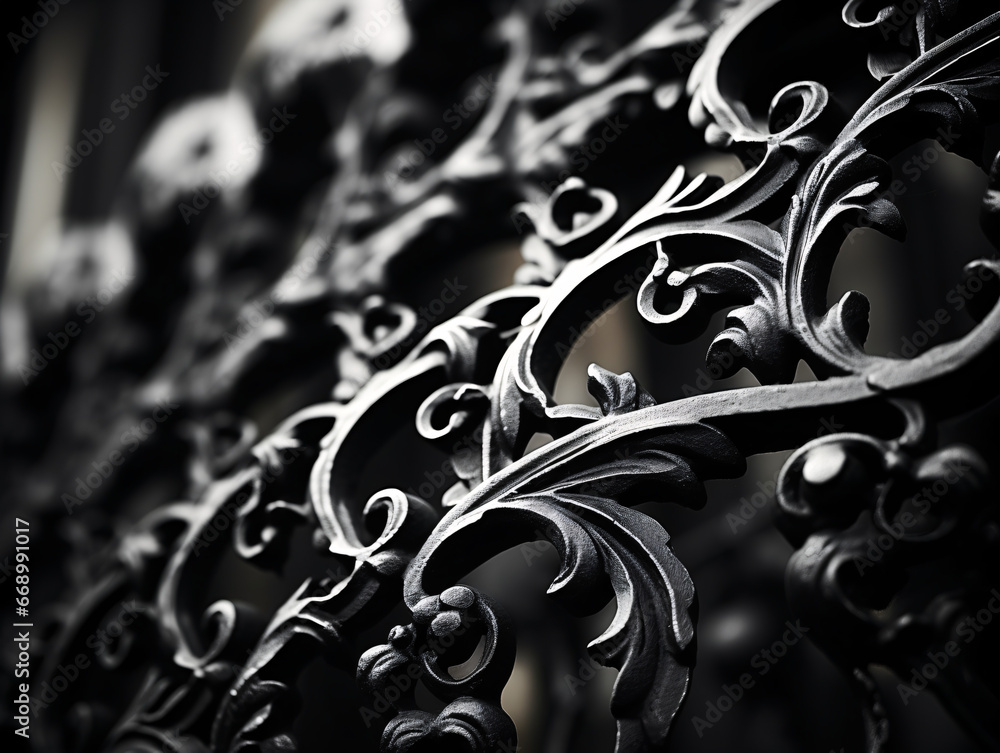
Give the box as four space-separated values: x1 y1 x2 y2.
11 0 1000 752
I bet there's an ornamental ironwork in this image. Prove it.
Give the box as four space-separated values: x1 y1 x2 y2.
3 0 1000 751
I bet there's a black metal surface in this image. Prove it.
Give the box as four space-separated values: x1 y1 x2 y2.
2 1 999 751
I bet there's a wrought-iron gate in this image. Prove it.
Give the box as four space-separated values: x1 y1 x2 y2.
3 0 999 751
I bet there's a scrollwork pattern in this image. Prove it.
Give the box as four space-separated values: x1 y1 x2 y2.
17 1 1000 752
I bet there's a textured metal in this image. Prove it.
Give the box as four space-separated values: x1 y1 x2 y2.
5 0 1000 751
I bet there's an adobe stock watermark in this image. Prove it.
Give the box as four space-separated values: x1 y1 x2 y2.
339 0 408 59
679 339 748 398
384 76 498 188
358 612 479 728
7 0 72 54
51 65 169 182
725 416 845 534
519 449 649 567
845 125 958 243
213 0 245 21
886 260 995 358
873 0 939 41
190 444 307 555
545 0 585 30
223 238 336 351
563 631 631 696
895 588 1000 706
852 456 973 575
511 116 629 234
21 599 145 716
17 268 134 385
371 277 469 368
690 619 810 737
549 253 653 358
405 423 485 502
177 106 297 224
670 8 740 73
520 522 561 568
61 399 180 514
